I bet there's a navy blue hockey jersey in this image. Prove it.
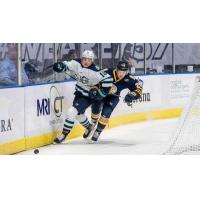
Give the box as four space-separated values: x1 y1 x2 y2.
104 68 143 98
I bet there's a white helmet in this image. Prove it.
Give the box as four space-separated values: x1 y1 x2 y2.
82 50 95 61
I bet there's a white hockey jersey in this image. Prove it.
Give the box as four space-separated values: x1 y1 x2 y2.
63 59 113 96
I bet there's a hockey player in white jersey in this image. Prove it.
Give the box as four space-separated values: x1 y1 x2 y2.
53 50 113 144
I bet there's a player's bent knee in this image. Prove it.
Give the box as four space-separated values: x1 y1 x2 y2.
91 103 102 114
102 106 113 118
76 114 86 123
66 107 78 119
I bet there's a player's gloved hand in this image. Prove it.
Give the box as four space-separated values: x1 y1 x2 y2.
53 62 66 73
89 87 104 101
124 93 135 103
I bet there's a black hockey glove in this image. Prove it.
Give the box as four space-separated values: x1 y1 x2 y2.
89 87 105 101
124 93 135 107
124 93 136 103
53 62 66 73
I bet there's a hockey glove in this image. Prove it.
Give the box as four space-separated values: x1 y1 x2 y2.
89 87 106 101
124 93 135 107
124 93 136 103
53 62 66 73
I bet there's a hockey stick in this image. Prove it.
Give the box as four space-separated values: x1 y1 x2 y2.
48 63 78 81
64 71 78 81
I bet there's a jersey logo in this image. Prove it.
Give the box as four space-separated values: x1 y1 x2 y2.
109 85 117 94
121 63 126 69
79 76 89 84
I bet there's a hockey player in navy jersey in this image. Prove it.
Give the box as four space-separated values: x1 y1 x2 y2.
83 60 143 142
53 50 113 144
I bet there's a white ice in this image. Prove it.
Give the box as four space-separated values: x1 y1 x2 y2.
18 118 178 155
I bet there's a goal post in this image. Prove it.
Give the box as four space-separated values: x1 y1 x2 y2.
164 76 200 154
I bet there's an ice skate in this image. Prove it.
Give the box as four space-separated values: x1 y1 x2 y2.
91 130 101 142
83 123 96 139
53 132 69 144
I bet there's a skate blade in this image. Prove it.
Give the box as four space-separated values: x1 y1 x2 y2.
83 136 93 141
52 140 67 145
88 139 98 144
83 129 95 139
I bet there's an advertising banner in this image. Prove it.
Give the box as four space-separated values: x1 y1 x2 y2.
25 81 75 137
111 74 199 117
0 87 25 144
112 75 163 116
166 74 196 106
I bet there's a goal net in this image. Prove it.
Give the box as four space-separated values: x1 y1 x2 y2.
164 76 200 155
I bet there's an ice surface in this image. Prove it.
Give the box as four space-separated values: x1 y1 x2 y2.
18 118 178 155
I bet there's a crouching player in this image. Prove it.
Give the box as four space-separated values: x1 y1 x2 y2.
84 61 144 142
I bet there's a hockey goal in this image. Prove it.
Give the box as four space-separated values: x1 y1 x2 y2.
164 76 200 155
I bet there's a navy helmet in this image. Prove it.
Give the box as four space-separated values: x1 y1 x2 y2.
116 61 129 71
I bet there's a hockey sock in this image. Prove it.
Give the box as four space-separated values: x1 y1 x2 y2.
91 113 100 125
96 115 109 134
80 117 90 129
62 119 75 135
96 124 105 135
